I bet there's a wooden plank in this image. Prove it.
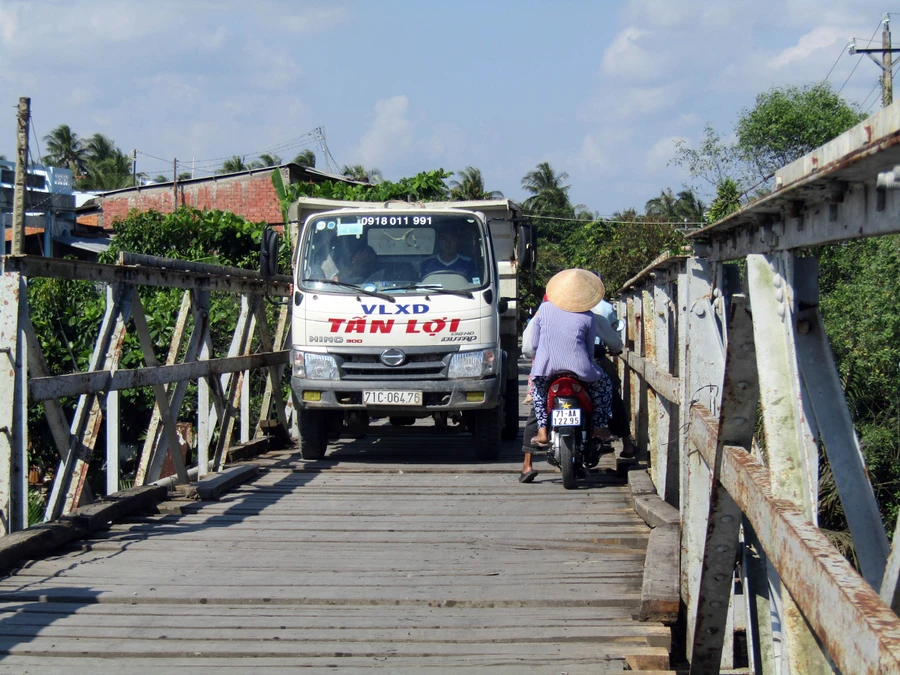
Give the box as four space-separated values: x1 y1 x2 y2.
640 523 681 624
189 465 259 501
0 373 671 671
633 494 680 529
60 485 167 531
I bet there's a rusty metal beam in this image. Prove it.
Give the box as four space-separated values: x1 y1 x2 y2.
624 349 681 404
130 293 189 485
2 255 290 296
690 295 760 674
45 283 133 520
28 351 288 402
722 446 900 675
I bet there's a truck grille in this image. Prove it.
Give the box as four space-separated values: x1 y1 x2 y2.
328 347 458 381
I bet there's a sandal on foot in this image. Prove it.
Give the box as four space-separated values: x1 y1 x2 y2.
518 470 539 483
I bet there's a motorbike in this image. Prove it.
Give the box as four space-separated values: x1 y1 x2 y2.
543 372 610 489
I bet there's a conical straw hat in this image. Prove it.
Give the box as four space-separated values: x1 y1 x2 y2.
546 269 605 313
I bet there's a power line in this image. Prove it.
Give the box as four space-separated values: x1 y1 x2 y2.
824 43 846 81
840 17 885 94
525 213 706 226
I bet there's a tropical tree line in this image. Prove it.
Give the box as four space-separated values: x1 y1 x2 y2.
40 124 321 189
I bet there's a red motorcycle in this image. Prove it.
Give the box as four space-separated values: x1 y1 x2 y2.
544 372 607 489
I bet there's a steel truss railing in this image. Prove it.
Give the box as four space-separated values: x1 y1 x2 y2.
0 253 292 534
616 101 900 674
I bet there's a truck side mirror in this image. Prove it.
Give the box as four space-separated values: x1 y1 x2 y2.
498 297 510 314
260 226 280 280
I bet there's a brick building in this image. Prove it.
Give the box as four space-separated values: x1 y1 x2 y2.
95 164 362 229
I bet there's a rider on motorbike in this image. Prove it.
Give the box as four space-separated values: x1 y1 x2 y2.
528 269 613 444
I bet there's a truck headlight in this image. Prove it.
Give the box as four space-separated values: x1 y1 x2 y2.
448 348 498 379
304 353 339 379
293 351 338 380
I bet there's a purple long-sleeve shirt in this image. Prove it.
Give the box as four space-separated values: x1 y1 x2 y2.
529 301 605 382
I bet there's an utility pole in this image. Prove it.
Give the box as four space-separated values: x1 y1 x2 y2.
173 158 178 210
132 149 137 187
849 14 900 107
885 16 893 107
11 97 31 256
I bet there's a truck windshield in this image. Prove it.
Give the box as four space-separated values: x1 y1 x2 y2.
298 213 489 293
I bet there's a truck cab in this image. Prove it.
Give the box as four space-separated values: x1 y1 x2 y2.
287 198 527 460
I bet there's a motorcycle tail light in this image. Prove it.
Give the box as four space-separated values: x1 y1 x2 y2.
551 383 559 393
573 383 582 393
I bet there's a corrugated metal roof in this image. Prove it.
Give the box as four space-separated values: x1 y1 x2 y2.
53 234 112 253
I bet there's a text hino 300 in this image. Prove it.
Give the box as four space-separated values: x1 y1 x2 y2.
287 198 532 460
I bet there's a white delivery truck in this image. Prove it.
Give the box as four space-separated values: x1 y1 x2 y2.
285 198 532 460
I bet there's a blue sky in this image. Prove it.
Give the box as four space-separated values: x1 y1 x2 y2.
0 0 892 214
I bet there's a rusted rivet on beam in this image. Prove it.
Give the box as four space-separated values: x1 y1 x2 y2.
772 273 783 289
720 515 734 524
777 304 786 319
775 288 784 303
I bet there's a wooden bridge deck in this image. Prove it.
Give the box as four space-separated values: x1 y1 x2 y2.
0 386 669 672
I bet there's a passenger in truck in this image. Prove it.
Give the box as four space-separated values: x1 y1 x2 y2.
334 236 378 284
419 226 477 281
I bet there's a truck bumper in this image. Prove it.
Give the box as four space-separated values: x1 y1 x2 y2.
291 376 501 412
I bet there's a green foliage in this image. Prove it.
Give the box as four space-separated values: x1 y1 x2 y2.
28 489 46 527
280 169 452 214
293 149 316 167
706 179 742 223
449 166 503 200
736 82 866 180
817 236 900 532
27 207 284 490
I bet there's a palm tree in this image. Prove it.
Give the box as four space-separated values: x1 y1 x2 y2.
674 189 706 225
521 162 572 216
293 149 316 167
80 149 135 191
645 188 679 220
177 172 192 181
84 133 117 164
341 164 381 183
217 156 248 174
43 124 86 175
449 167 503 200
152 174 169 183
249 153 282 169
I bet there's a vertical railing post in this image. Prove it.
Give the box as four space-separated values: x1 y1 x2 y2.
106 390 119 495
747 251 832 674
680 257 726 659
0 271 28 533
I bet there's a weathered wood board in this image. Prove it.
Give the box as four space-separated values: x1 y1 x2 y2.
0 363 669 672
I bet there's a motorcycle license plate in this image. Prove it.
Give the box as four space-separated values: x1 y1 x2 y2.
363 390 422 406
552 408 581 427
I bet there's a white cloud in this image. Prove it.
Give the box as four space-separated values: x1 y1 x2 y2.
194 25 228 51
769 26 846 68
0 7 19 42
645 136 685 172
574 133 610 172
356 96 412 166
601 27 656 80
69 87 96 106
282 7 349 33
580 84 675 123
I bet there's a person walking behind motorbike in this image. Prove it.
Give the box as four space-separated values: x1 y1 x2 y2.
528 269 613 449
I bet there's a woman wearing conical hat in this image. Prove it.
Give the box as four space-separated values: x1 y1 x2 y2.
527 269 613 450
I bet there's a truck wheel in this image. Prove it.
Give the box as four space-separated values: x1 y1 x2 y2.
473 405 502 461
501 384 520 441
298 409 328 460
